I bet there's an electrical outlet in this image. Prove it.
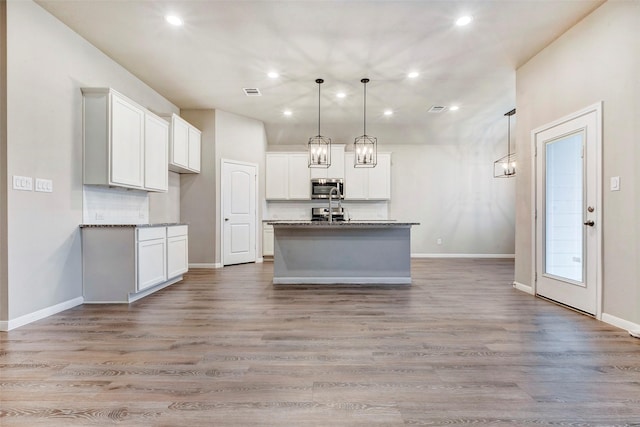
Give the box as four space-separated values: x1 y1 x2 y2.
12 175 33 191
610 176 620 191
35 178 53 193
95 213 105 220
437 238 443 245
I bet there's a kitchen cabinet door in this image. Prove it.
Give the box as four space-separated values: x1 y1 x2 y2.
168 114 201 173
344 153 368 200
171 116 190 170
263 224 274 256
167 225 189 278
110 93 144 188
367 153 391 200
188 126 201 172
137 238 167 291
288 154 310 199
144 112 169 192
344 152 391 200
266 154 289 199
310 145 345 179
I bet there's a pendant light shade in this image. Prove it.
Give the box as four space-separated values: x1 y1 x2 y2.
354 78 377 168
308 78 331 168
494 108 516 178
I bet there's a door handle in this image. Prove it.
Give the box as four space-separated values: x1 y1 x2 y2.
584 220 595 227
225 218 229 221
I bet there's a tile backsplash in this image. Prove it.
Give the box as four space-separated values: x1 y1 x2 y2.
83 186 149 224
265 201 389 221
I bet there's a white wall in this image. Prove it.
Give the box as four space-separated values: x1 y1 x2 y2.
215 110 268 264
149 171 181 224
2 0 179 326
389 143 515 256
178 109 267 266
179 109 217 266
0 1 7 321
515 1 640 324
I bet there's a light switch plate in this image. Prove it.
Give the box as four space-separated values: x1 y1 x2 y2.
12 175 33 191
610 176 620 191
35 178 53 193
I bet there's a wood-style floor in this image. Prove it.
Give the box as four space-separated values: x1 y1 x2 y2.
1 259 640 426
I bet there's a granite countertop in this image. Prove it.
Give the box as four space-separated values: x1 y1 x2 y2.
265 220 419 227
80 223 187 228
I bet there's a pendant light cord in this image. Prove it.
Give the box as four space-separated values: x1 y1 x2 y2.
504 108 516 157
361 78 370 136
363 81 367 136
507 114 511 157
318 81 321 136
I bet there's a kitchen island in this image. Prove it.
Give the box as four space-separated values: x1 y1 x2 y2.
265 221 419 285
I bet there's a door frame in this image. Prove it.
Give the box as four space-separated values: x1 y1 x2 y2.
220 158 259 267
530 102 603 319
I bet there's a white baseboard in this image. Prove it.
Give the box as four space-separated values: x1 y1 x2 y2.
411 253 515 259
601 313 640 336
513 281 534 295
257 257 264 263
0 296 84 331
189 263 222 269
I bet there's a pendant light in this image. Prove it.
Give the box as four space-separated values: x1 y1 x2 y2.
354 78 377 168
493 108 516 178
308 78 331 168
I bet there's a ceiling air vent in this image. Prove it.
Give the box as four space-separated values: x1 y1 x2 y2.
428 105 446 113
243 88 262 96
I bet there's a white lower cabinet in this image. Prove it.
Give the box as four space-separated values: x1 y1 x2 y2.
167 225 189 278
82 225 189 303
137 227 167 291
263 223 274 257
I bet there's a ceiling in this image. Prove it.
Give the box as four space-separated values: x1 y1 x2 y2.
36 0 604 146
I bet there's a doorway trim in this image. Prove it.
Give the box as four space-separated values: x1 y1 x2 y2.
219 158 260 267
530 102 603 319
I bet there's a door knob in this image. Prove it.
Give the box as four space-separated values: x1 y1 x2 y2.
225 218 229 221
584 220 595 226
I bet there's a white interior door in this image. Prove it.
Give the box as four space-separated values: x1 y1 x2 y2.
534 104 601 315
222 160 257 266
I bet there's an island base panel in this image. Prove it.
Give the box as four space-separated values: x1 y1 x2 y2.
273 227 411 284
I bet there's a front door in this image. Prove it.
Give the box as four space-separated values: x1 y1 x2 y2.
222 160 257 266
534 104 601 315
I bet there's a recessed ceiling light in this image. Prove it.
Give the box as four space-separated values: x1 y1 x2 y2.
456 15 473 26
336 92 346 99
384 110 394 116
267 71 279 79
407 71 419 79
283 110 292 116
165 15 183 26
449 105 460 111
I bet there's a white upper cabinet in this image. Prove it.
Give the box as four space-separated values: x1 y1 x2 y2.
167 114 201 173
344 152 391 200
310 145 345 179
144 112 169 192
288 154 311 199
82 88 168 192
266 153 310 200
265 154 288 199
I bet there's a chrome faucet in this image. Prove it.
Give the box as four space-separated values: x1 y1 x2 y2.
328 186 342 223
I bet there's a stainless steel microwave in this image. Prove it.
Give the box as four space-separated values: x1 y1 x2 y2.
311 178 344 199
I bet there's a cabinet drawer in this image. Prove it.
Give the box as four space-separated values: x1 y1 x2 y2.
137 226 166 242
167 225 188 238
